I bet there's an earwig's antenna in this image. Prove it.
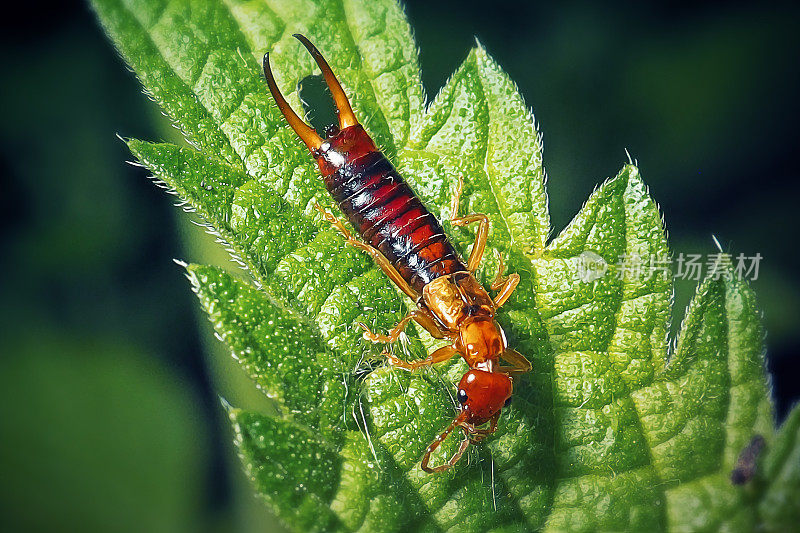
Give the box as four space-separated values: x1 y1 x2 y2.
420 412 471 473
262 52 322 151
293 34 359 129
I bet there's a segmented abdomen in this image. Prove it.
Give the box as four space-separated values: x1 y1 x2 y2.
325 151 466 294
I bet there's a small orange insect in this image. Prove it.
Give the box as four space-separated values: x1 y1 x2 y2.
264 35 531 472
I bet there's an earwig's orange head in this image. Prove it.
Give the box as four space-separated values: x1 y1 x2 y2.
262 34 376 176
456 369 513 426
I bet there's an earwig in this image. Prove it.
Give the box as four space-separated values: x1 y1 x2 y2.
264 35 531 473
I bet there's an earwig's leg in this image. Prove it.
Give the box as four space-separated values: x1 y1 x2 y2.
360 308 448 343
489 250 520 308
385 344 457 371
450 176 490 272
413 309 448 339
454 213 490 272
359 311 418 343
469 412 501 442
421 416 471 473
498 349 532 377
486 411 500 433
493 273 520 308
315 204 418 301
490 250 507 291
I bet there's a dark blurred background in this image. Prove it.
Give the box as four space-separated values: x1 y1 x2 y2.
1 1 798 531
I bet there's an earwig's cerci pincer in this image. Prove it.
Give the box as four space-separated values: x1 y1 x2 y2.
263 35 532 473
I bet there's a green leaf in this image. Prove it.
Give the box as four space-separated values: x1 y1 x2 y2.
228 408 344 532
186 263 349 440
93 0 800 531
407 45 549 254
760 407 800 530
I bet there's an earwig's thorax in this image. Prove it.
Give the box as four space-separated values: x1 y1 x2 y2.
456 317 507 368
422 272 495 331
422 271 506 367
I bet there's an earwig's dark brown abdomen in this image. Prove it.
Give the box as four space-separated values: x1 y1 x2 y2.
317 126 465 293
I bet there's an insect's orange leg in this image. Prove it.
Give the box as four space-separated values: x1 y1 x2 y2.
489 249 508 291
412 310 448 339
385 344 457 371
360 309 447 344
421 413 471 473
498 349 532 377
493 274 520 308
450 176 490 272
315 204 418 301
490 250 520 308
469 411 501 442
359 311 418 343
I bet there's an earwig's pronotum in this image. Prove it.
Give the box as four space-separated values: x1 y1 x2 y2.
264 35 531 473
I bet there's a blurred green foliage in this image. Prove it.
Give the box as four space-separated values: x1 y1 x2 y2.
0 334 206 531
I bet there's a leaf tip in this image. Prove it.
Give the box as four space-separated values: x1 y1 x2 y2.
181 262 207 292
219 395 237 415
621 160 640 178
122 137 148 160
